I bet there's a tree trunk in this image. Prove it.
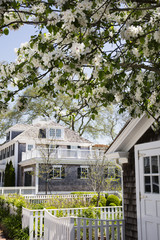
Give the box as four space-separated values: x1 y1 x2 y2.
96 192 100 207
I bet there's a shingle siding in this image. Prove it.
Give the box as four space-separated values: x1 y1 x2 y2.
123 127 160 240
38 165 93 192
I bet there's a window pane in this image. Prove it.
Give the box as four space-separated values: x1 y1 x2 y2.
28 145 33 151
39 129 46 138
50 129 55 137
54 167 61 178
144 157 150 174
152 176 159 194
56 129 61 138
81 168 88 178
151 156 158 173
145 176 151 193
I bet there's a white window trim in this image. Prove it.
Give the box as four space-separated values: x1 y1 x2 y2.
47 128 64 140
24 167 33 172
53 165 62 179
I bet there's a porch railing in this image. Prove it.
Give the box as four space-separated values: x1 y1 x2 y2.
0 186 36 195
22 148 105 161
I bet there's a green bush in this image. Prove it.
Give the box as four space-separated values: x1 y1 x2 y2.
105 193 109 199
78 207 100 219
106 194 120 206
90 195 106 207
109 203 116 206
1 215 29 240
0 196 29 240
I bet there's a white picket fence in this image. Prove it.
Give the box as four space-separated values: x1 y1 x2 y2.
0 186 36 195
24 194 93 204
44 210 125 240
47 206 123 220
22 206 123 240
44 210 74 240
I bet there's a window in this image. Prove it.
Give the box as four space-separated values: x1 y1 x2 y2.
50 128 55 137
144 156 160 194
28 145 33 151
6 132 10 141
49 128 62 139
39 129 46 138
77 166 89 179
53 165 65 179
11 144 15 156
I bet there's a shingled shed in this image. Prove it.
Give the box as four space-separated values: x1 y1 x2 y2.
106 115 160 240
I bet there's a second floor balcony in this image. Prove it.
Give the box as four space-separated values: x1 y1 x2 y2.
22 148 105 162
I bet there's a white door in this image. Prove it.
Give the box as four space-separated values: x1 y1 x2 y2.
135 141 160 240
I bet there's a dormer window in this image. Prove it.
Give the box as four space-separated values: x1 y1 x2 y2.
6 132 10 142
28 145 33 151
49 128 62 139
39 129 46 138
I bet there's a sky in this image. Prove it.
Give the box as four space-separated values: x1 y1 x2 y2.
0 25 37 62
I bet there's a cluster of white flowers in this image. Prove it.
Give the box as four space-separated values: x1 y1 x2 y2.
135 87 142 101
132 48 140 58
70 42 85 59
121 26 143 40
154 30 160 43
47 12 60 26
62 10 75 25
32 3 46 14
92 54 102 67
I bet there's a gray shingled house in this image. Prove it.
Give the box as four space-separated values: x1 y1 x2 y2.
106 115 160 240
0 121 111 193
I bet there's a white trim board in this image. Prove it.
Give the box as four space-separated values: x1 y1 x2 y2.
107 115 154 153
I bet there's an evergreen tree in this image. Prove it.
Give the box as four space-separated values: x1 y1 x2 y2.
4 161 15 187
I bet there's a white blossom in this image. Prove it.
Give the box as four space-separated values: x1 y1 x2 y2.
70 42 85 59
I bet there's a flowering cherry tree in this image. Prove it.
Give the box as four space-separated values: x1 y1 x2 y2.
0 0 160 122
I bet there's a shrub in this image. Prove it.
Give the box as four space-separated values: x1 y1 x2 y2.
106 194 120 206
90 195 106 207
1 215 29 240
78 207 100 219
105 193 109 199
109 203 116 206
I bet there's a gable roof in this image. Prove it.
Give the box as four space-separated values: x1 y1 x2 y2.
11 121 93 144
106 114 154 154
6 124 31 133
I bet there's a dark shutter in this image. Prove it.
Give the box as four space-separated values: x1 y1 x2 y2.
12 144 15 156
61 167 65 179
49 169 53 179
77 167 81 179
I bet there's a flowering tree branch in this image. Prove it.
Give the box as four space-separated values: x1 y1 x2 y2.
0 0 160 121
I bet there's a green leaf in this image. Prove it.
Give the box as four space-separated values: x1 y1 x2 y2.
4 28 9 35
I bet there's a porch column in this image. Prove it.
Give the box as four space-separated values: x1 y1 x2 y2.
35 163 39 194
